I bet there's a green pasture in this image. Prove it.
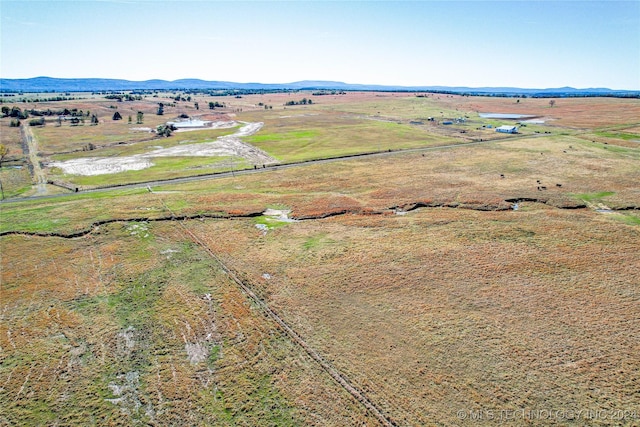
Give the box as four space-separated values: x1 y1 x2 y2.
246 116 458 162
574 191 615 203
0 188 148 234
0 167 32 199
595 130 640 141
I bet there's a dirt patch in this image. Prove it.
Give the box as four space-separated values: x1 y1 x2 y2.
48 156 154 176
185 342 209 364
263 208 295 221
171 120 238 132
47 122 276 176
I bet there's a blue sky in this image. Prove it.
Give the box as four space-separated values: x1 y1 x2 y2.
1 1 638 89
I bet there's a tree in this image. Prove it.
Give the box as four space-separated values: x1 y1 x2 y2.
194 102 199 110
157 103 164 115
113 111 122 120
136 111 144 124
549 100 556 108
0 144 8 168
90 114 99 125
128 115 132 124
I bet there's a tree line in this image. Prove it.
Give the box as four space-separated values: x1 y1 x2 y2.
285 98 313 106
104 94 143 102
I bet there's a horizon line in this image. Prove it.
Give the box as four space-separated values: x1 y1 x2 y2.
2 76 640 92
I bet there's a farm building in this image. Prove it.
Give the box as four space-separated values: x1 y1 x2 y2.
496 125 518 134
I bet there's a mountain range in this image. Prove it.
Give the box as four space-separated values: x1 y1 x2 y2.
1 77 637 97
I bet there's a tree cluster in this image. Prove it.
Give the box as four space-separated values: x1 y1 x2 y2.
104 94 143 102
312 90 346 95
0 95 77 104
1 106 28 119
19 107 89 118
156 124 176 137
285 98 313 106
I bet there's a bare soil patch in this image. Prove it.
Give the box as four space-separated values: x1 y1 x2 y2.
47 122 275 176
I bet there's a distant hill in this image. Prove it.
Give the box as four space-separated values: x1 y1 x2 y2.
0 77 637 97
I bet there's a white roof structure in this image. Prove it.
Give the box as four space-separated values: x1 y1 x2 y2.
496 125 518 133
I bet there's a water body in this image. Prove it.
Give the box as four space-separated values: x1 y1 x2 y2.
479 113 538 119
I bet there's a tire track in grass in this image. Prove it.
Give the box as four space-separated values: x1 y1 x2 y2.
148 193 397 426
178 222 397 427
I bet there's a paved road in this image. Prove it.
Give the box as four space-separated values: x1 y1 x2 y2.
1 133 543 204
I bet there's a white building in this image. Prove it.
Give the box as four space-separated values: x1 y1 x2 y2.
495 125 518 134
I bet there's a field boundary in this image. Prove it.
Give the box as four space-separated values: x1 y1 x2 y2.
0 195 610 238
1 133 545 204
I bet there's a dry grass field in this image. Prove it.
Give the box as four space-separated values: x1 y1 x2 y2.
0 223 375 426
2 91 639 193
1 92 639 426
191 206 640 426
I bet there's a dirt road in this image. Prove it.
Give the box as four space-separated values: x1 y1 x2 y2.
21 125 48 195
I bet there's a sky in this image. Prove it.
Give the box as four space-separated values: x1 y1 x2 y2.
1 0 639 89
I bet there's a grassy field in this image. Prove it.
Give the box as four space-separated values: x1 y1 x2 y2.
1 92 639 425
245 113 458 162
2 91 639 193
0 222 375 425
